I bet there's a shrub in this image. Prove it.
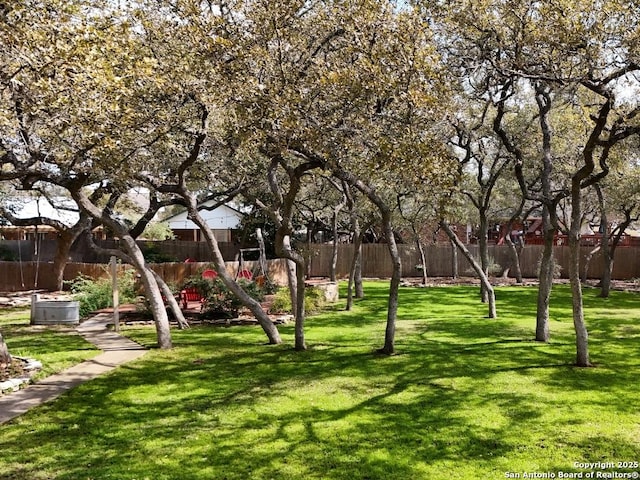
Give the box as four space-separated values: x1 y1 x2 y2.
181 276 265 319
68 269 137 317
269 286 326 315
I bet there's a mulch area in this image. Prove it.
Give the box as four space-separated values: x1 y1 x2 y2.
1 358 28 382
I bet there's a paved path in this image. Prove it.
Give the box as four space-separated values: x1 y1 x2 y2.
0 313 147 425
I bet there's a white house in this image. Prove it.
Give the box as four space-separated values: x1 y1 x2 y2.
164 201 244 242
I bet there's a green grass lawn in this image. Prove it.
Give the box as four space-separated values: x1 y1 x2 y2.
0 308 98 380
1 282 638 480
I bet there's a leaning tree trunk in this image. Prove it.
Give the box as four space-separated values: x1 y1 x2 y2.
151 271 189 329
582 245 601 284
189 208 282 345
504 232 523 284
0 332 11 364
442 221 497 318
121 235 173 349
72 191 173 349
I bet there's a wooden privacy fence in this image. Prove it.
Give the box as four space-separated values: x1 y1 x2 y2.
0 259 290 292
0 244 638 292
307 244 640 281
0 239 240 263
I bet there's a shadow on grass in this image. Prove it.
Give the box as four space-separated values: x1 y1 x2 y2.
1 282 638 479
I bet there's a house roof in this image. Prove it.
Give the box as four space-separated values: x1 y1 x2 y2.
164 201 244 230
1 196 79 227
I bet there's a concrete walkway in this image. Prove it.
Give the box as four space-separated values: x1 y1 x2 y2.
0 313 147 425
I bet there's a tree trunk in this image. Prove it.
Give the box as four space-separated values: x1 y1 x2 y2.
380 212 401 354
535 207 554 343
568 189 590 367
596 185 613 298
278 234 307 351
190 208 282 345
346 231 363 311
330 209 339 282
256 228 268 280
582 245 601 284
415 234 428 285
151 271 189 329
295 256 306 351
332 167 399 354
121 235 173 349
478 212 490 302
600 247 613 298
442 221 497 318
504 232 523 284
451 239 458 279
0 332 11 364
71 190 173 349
285 257 298 316
355 251 364 298
52 229 78 291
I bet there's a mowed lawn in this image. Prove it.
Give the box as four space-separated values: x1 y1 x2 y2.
1 282 639 480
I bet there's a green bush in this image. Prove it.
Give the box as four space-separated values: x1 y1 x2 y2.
68 269 137 317
269 286 326 315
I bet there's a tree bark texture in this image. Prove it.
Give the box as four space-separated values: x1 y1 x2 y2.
478 212 490 303
451 239 458 279
535 208 554 343
276 233 307 351
504 232 523 284
152 271 189 329
415 234 428 285
122 235 173 349
0 332 11 364
346 231 363 311
568 189 590 367
442 221 497 318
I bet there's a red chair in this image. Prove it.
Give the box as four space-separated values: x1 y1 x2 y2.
237 269 253 280
202 269 217 280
